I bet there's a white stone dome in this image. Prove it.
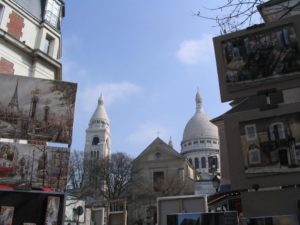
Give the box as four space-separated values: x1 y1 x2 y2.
182 92 218 144
183 111 218 141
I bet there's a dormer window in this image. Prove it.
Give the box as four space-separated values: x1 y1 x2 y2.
45 0 61 27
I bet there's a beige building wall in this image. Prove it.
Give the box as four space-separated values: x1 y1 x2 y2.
0 0 62 80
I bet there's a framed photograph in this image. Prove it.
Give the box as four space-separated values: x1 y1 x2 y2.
213 14 300 102
45 196 60 225
0 73 77 144
0 206 14 225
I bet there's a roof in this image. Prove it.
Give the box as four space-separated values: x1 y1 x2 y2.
133 137 186 163
182 92 218 143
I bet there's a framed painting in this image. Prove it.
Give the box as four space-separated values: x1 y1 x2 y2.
0 206 14 225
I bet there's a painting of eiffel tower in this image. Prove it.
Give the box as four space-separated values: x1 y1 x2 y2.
7 81 20 115
0 74 77 144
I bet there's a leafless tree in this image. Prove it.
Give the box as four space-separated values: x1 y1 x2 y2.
67 150 84 191
197 0 300 33
68 151 133 202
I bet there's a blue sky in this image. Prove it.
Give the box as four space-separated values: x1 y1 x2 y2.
62 0 231 157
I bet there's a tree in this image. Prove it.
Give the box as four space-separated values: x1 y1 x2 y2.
197 0 300 33
67 150 84 191
100 152 133 200
67 151 133 202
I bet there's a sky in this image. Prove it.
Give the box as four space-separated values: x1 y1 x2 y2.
61 0 232 157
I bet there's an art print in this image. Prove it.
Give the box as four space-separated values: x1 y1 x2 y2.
0 142 70 189
0 206 14 225
45 196 60 225
0 74 77 144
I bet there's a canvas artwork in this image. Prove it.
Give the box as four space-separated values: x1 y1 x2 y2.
0 74 77 144
222 24 300 88
0 206 14 225
258 0 300 23
23 223 36 225
240 214 299 225
0 142 70 189
239 113 300 174
45 196 60 225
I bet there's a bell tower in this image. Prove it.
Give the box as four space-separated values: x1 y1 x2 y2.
84 94 111 160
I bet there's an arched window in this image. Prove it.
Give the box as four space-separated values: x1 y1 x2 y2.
201 157 206 168
92 136 99 145
194 158 199 169
189 158 193 165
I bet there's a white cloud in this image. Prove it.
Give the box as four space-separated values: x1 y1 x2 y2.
176 34 213 64
79 81 141 112
127 122 169 144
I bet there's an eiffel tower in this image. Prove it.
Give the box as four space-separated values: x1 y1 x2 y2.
8 80 20 114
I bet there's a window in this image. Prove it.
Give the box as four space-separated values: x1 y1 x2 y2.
200 140 205 144
153 171 164 192
92 137 99 145
45 0 61 27
245 124 257 140
189 158 193 165
208 156 218 172
193 141 199 144
155 152 161 159
43 35 54 56
248 144 261 165
269 122 285 140
194 158 199 169
201 157 206 168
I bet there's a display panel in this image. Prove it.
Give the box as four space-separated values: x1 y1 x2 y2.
0 73 77 144
167 212 238 225
240 214 299 225
239 112 300 175
0 190 64 225
0 142 70 189
213 15 300 102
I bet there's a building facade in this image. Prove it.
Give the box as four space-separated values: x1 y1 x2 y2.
127 137 196 225
181 92 220 195
0 0 64 80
